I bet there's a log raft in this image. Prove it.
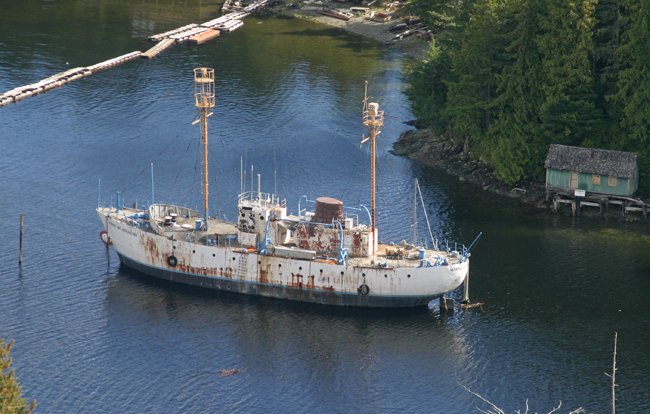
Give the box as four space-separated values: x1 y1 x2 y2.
0 0 270 107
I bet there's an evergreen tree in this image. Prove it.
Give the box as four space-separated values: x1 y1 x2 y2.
405 0 477 48
0 339 36 414
445 0 511 141
487 0 546 183
613 0 650 192
593 0 626 137
537 0 604 148
405 39 451 131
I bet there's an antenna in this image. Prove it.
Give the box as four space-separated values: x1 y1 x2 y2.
413 177 418 244
193 67 216 231
360 80 384 256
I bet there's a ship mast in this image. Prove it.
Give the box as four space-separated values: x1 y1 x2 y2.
193 68 216 230
361 81 384 256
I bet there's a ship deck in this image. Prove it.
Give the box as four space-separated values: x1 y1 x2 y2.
103 207 462 269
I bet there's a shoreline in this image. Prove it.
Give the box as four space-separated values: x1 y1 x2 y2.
392 128 549 208
266 3 639 215
269 3 429 59
266 4 548 207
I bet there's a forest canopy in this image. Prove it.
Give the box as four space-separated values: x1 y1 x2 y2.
404 0 650 194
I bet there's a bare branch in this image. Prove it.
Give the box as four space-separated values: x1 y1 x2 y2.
460 383 506 414
547 400 562 414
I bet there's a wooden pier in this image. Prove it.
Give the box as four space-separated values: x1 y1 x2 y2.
547 189 649 219
0 0 271 107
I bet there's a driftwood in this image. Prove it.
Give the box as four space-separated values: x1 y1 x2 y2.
460 302 485 310
218 368 241 377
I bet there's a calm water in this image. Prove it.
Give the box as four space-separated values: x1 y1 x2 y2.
1 1 650 413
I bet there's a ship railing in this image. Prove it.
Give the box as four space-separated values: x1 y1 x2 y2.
149 203 202 220
238 191 286 209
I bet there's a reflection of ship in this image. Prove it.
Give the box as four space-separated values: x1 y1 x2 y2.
97 68 472 308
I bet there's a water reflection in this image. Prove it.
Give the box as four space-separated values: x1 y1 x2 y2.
103 265 476 412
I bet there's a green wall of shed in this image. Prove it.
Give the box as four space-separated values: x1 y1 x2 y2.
545 168 637 196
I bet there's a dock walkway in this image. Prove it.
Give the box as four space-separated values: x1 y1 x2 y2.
0 0 271 107
547 188 649 219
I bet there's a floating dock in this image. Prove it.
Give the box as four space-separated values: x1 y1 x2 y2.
142 39 175 59
0 0 270 107
0 51 142 106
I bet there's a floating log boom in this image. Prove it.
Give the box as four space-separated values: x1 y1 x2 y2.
0 0 270 107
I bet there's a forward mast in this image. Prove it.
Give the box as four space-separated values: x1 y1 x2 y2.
193 68 216 231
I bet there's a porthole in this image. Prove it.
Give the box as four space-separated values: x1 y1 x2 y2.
362 273 366 277
299 266 302 271
212 253 215 257
340 271 344 276
407 274 411 278
384 274 388 278
319 269 323 273
232 257 236 261
192 250 196 254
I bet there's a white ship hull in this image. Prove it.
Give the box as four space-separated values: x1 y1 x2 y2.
98 207 468 308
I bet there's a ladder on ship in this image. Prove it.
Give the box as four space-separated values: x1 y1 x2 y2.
237 255 248 279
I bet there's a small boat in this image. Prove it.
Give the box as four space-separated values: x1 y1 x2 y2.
318 8 354 21
96 69 475 308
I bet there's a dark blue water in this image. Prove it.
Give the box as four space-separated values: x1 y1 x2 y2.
2 1 650 412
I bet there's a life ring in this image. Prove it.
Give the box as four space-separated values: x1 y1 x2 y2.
358 284 370 296
99 230 112 246
167 255 178 267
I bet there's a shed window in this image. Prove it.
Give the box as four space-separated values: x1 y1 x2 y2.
608 176 618 187
592 174 601 185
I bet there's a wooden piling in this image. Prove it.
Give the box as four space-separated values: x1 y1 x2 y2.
462 270 470 304
19 214 24 266
439 297 454 314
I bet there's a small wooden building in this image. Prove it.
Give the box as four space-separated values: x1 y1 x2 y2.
545 144 638 197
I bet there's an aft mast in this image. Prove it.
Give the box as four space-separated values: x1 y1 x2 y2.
193 68 216 230
361 81 384 257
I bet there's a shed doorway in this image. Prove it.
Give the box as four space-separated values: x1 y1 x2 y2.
569 172 578 189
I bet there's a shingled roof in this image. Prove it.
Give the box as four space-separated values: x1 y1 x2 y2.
545 144 638 178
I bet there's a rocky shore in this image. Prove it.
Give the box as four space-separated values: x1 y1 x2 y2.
270 2 429 59
392 128 548 208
